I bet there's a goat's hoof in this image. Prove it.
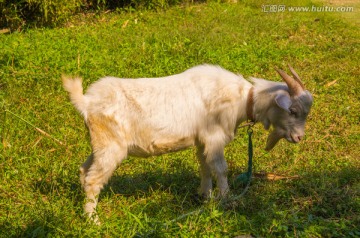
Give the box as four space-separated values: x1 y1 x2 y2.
190 193 206 204
92 216 101 226
85 213 101 225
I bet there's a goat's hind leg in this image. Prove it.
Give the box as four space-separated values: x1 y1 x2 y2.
196 144 213 198
80 153 94 189
81 142 127 224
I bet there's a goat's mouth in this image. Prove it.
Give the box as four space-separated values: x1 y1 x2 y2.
286 133 302 143
266 129 304 150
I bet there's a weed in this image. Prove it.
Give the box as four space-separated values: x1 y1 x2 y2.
0 1 359 237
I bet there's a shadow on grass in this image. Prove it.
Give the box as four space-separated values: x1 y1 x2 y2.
22 163 359 236
0 220 51 238
230 165 360 236
0 204 71 237
106 169 200 197
31 161 360 210
32 175 83 204
31 163 204 212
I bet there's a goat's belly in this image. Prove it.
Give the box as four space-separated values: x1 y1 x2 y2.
128 137 195 157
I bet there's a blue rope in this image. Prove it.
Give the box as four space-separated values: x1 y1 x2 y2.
234 126 253 186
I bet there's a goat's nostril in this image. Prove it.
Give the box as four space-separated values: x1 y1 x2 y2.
292 134 303 142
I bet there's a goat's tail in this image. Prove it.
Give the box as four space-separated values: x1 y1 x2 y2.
62 76 87 117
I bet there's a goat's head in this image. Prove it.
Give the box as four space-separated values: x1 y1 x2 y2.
265 66 313 151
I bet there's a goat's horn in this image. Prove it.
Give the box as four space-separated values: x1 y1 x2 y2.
288 65 305 90
275 68 303 96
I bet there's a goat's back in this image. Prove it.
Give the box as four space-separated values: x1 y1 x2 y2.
75 65 252 155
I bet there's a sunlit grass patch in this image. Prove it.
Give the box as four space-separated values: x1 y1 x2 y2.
0 1 359 237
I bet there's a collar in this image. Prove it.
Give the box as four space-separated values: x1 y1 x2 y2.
246 87 255 122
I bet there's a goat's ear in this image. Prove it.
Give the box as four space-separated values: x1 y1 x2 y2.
275 94 292 113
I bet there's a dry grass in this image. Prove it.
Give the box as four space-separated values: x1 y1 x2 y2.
318 0 360 25
1 1 359 237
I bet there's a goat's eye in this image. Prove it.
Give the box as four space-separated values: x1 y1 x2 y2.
289 108 297 116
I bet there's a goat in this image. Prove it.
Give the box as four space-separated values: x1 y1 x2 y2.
63 64 313 222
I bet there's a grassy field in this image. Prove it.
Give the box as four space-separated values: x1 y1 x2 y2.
1 0 359 237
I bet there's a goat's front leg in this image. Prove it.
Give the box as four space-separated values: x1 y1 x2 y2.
208 149 229 197
203 139 229 197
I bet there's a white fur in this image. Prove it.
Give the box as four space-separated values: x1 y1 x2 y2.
63 64 312 222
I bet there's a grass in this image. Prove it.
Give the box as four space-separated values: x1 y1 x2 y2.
1 0 359 237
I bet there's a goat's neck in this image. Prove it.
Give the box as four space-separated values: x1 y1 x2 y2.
252 84 286 130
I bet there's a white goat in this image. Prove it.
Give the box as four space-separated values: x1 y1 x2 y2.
63 64 313 222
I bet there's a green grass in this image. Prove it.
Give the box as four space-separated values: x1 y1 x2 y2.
1 0 359 237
